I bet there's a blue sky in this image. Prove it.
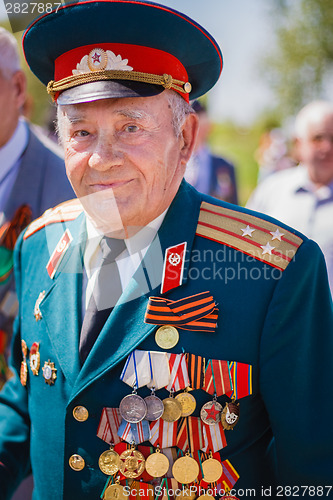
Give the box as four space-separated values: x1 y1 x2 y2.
0 0 276 124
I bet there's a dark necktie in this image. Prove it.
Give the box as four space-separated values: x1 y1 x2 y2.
79 237 126 363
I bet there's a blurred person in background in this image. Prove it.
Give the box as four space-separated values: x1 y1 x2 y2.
247 100 333 295
255 127 296 182
185 100 238 204
0 26 74 500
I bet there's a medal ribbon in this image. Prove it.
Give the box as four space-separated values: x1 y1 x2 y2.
146 351 170 390
201 422 227 453
149 419 177 448
97 407 122 445
203 359 232 396
216 459 240 492
129 481 154 500
120 350 151 388
166 353 190 392
186 353 205 390
144 291 218 333
117 419 150 445
176 417 204 453
226 361 253 400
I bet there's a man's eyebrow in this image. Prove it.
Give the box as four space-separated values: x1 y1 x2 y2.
115 108 151 121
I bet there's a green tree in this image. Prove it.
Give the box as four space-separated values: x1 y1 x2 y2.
264 0 333 116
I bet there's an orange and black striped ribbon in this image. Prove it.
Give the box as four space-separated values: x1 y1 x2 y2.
145 291 218 333
0 204 32 250
186 353 205 390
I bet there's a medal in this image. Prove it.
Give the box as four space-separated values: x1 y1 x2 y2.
29 341 40 375
144 391 164 421
34 291 45 321
221 401 240 430
172 454 199 484
145 448 170 478
99 447 121 476
20 340 28 386
202 453 223 483
118 447 145 479
104 478 128 500
161 395 182 422
200 397 222 426
42 360 57 385
175 391 196 417
155 325 179 349
197 495 215 500
119 392 147 423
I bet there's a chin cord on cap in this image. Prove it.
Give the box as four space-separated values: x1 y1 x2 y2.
47 69 192 101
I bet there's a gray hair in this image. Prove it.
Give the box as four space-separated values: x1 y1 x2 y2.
56 89 194 144
0 27 21 77
294 100 333 139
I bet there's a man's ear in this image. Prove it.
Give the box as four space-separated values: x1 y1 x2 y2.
12 70 27 111
179 112 199 165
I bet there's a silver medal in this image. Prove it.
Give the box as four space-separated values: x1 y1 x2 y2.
119 393 147 423
144 394 164 421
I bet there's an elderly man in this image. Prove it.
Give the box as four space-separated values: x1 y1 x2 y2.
247 100 333 294
0 2 332 499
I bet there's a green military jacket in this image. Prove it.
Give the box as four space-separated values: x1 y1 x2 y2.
0 181 332 499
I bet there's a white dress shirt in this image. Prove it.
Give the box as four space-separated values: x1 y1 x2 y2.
247 165 333 294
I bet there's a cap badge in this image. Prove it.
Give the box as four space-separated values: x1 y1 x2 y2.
73 49 133 75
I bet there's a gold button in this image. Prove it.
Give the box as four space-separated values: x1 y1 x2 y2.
69 454 85 471
73 406 89 422
183 82 192 93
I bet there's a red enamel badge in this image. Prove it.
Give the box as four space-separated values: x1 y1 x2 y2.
161 242 186 294
46 229 73 279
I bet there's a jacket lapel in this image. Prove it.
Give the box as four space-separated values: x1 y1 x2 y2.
39 214 86 386
71 181 202 397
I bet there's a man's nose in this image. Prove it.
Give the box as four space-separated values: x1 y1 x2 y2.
88 137 124 170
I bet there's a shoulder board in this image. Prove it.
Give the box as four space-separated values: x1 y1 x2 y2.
23 199 83 240
196 201 303 271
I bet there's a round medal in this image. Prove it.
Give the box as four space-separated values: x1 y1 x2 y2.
161 397 182 422
144 394 164 421
119 448 145 478
98 448 120 476
202 457 223 483
104 483 128 500
119 393 147 423
221 402 240 430
200 400 222 425
172 455 199 484
155 325 179 349
175 392 196 417
197 495 215 500
145 449 170 477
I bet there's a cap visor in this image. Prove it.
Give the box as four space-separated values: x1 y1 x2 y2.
57 79 163 105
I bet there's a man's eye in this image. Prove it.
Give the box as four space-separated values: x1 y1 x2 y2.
74 130 90 137
125 125 139 133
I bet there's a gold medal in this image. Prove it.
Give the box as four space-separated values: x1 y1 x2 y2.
175 391 196 417
172 455 199 484
99 447 121 476
161 396 182 422
155 325 179 349
202 455 223 483
119 448 145 478
221 401 240 430
20 340 28 386
104 481 128 500
145 448 170 478
197 495 215 500
29 341 40 375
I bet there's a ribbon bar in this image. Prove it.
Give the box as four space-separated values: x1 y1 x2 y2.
145 291 218 333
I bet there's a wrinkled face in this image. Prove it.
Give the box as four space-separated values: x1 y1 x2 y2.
297 114 333 187
58 92 197 235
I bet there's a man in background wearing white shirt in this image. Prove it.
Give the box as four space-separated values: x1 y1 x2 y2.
247 100 333 294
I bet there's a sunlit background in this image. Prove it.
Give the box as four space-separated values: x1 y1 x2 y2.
1 0 332 204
